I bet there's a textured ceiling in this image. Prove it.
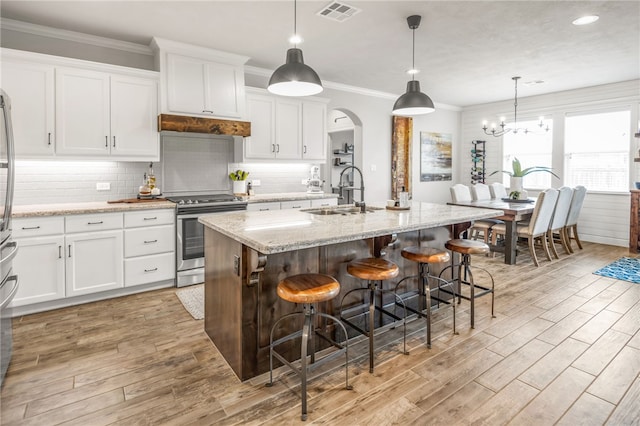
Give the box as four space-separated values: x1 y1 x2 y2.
1 1 638 107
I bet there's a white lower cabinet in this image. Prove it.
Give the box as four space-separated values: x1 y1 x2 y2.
11 217 66 307
10 209 176 312
123 210 175 288
247 198 337 212
65 229 124 297
280 200 312 210
310 198 338 208
247 202 281 212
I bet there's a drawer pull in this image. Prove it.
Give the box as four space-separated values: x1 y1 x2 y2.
144 268 158 273
259 208 269 211
143 217 158 221
143 239 158 244
21 226 41 230
87 221 104 225
292 205 302 209
202 110 214 114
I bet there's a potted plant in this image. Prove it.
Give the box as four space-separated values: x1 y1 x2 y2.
229 169 249 195
490 157 558 199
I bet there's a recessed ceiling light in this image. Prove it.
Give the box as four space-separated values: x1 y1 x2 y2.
572 15 599 26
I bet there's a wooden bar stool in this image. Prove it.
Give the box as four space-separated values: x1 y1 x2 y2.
266 273 352 421
395 246 457 348
439 239 495 328
339 257 408 374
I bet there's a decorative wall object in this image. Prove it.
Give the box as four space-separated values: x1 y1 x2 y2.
471 140 486 184
420 132 452 182
391 116 412 199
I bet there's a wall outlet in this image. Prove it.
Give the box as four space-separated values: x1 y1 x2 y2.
96 182 110 191
370 164 377 172
252 179 261 186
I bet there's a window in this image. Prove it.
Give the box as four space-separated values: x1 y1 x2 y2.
501 118 553 189
565 110 630 192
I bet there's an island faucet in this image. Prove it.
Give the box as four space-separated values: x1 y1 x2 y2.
339 165 365 205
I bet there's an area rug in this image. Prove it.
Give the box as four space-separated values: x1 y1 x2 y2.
175 284 204 320
593 257 640 284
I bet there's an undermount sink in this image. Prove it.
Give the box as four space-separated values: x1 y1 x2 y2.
304 206 383 215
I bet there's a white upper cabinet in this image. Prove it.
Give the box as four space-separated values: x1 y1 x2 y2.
151 38 248 120
241 88 328 162
110 75 159 158
1 59 55 157
302 101 327 160
0 48 160 161
56 67 111 156
56 68 159 159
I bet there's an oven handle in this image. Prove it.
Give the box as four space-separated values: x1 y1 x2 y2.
177 212 230 220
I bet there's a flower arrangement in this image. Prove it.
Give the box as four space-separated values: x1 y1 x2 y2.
229 169 249 181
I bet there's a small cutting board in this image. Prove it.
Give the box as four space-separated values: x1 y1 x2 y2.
107 198 168 204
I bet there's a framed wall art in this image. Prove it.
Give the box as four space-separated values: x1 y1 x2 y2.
420 131 452 182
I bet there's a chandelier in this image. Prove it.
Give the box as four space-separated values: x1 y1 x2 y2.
482 76 549 137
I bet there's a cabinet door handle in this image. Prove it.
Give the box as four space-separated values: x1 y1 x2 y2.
143 217 157 221
144 268 158 273
271 144 275 153
87 221 104 225
303 145 307 154
58 245 62 259
276 144 280 153
48 133 52 146
105 136 108 148
21 226 40 230
113 136 116 148
143 239 158 244
68 244 72 258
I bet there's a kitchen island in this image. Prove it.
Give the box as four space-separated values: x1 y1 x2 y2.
199 201 502 381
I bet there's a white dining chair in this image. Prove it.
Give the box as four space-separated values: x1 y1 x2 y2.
565 186 587 252
547 186 573 259
450 184 494 243
489 182 508 199
491 188 559 266
471 183 492 201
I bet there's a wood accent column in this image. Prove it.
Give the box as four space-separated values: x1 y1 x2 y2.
391 116 412 200
630 190 640 253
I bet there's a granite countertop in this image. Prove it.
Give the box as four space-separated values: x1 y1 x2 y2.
12 201 176 218
245 192 338 203
199 201 503 254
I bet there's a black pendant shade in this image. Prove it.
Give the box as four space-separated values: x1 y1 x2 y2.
268 48 323 96
392 15 435 116
392 80 435 116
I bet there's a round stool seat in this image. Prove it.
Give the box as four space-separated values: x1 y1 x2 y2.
401 246 450 264
445 239 490 255
347 258 399 281
277 273 341 304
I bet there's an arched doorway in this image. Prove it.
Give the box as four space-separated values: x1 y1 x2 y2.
326 108 363 204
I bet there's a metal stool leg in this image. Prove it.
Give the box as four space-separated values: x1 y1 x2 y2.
300 305 312 421
368 281 375 373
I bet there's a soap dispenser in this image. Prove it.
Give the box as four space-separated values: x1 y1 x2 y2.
399 186 409 208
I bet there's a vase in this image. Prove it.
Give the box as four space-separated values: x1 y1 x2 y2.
232 180 247 195
509 176 523 198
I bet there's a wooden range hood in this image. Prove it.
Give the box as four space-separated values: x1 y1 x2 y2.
158 114 251 137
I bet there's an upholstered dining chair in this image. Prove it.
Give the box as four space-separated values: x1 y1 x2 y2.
489 182 508 199
450 184 494 243
547 186 573 259
565 185 587 252
471 183 492 201
491 188 560 266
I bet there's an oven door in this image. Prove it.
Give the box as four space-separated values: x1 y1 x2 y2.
176 213 205 274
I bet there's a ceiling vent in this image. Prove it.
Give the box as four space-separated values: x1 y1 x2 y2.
317 1 361 22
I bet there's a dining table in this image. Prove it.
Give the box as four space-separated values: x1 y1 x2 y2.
447 198 536 264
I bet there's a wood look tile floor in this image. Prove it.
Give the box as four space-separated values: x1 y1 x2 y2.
2 242 640 425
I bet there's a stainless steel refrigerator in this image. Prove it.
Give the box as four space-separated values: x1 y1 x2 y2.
0 89 19 387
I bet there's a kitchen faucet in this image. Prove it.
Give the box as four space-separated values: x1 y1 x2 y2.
339 165 365 209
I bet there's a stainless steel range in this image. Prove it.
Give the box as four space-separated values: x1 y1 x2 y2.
167 194 247 287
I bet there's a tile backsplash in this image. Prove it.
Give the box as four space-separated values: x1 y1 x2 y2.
13 159 322 206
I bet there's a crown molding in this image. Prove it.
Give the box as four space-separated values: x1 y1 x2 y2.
245 65 460 111
1 18 153 56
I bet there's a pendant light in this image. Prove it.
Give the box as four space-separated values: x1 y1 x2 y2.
392 15 435 116
268 0 323 97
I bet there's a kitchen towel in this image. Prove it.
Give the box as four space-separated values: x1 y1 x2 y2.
175 284 204 320
593 257 640 284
